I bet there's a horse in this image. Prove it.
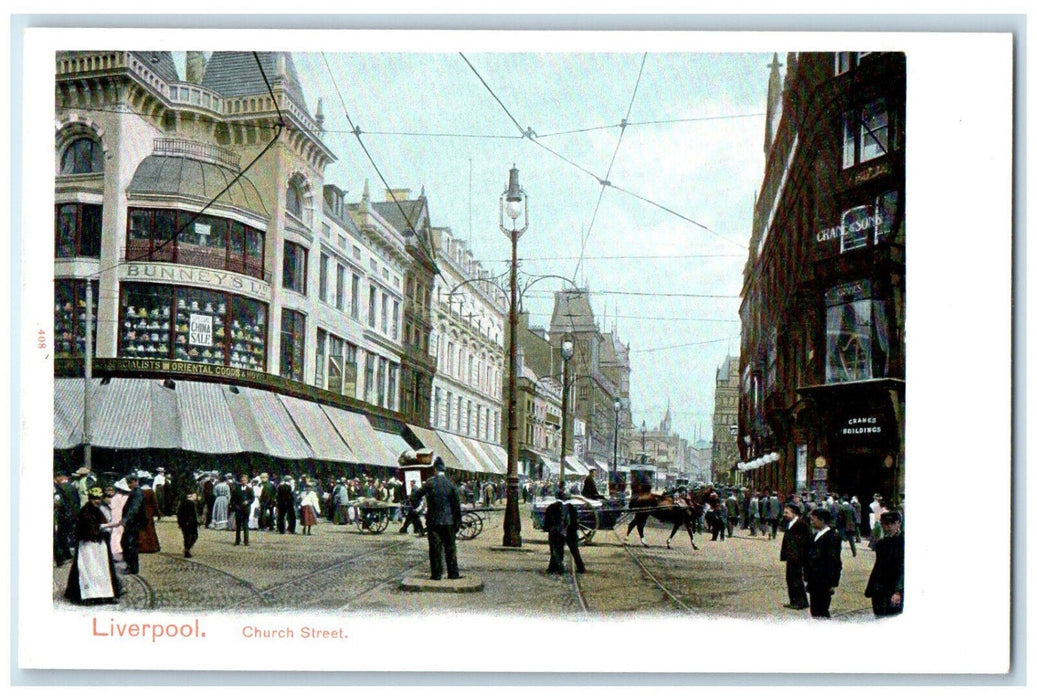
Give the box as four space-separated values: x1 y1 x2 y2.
623 487 713 550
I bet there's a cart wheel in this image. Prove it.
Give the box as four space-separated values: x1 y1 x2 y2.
577 507 598 544
369 509 389 533
458 511 483 541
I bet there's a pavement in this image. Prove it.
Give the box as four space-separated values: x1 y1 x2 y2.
53 506 880 619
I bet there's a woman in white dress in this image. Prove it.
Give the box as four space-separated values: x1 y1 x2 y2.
210 475 231 530
65 487 122 605
108 479 129 561
248 477 262 529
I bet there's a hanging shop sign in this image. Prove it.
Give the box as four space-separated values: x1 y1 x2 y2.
122 262 272 301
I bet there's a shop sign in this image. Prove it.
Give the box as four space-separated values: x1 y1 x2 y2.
106 357 261 381
851 160 891 187
189 313 212 346
840 414 884 437
122 263 272 301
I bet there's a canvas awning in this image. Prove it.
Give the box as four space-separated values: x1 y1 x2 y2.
320 406 396 467
223 386 313 459
373 428 413 466
466 439 506 474
406 424 463 472
279 394 353 462
53 378 183 451
436 432 487 474
177 380 241 454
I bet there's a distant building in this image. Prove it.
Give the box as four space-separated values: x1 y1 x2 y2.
711 355 740 484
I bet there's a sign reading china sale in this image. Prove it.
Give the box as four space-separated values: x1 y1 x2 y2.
189 314 212 347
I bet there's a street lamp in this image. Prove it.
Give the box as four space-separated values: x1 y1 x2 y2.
500 165 528 548
641 419 647 464
612 398 621 493
558 338 574 492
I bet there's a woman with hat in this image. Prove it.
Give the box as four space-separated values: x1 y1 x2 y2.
138 474 162 554
108 478 130 562
210 474 231 530
299 480 320 535
64 487 122 605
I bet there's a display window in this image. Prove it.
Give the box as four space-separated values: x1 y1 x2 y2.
54 279 99 359
126 208 265 279
118 282 267 370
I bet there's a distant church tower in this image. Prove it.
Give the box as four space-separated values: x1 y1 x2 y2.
764 52 784 156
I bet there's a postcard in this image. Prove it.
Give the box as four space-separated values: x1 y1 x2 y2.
14 23 1014 678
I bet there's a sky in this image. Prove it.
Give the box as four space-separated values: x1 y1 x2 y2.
286 50 771 444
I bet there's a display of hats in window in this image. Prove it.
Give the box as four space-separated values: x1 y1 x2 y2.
178 298 187 309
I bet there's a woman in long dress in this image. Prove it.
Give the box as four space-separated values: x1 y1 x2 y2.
65 488 122 605
248 477 262 530
299 484 320 535
108 479 129 561
210 475 231 529
138 482 162 553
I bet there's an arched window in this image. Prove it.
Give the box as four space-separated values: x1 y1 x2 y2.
60 137 103 175
286 175 305 218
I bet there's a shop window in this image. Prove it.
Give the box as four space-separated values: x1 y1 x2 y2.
178 213 228 269
282 241 307 294
842 99 891 169
825 280 891 384
60 137 104 175
279 308 305 382
55 203 102 258
118 282 266 370
54 279 99 359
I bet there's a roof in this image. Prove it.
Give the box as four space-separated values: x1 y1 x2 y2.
128 155 269 219
201 52 309 115
717 355 739 381
372 198 426 235
549 289 598 335
130 51 179 83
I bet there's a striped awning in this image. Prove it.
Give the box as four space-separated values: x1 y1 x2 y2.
53 378 185 450
279 394 353 462
406 424 463 472
373 428 412 466
224 386 312 459
177 380 241 454
466 439 507 475
53 378 85 449
321 406 397 467
436 432 487 474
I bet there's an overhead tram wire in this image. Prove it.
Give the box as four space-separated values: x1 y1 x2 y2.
534 111 766 138
457 54 748 255
95 52 284 278
575 52 647 285
319 52 443 282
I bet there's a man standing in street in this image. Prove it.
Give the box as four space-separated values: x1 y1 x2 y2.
54 472 79 566
765 490 782 540
865 511 905 616
747 491 761 537
582 468 603 500
779 503 811 610
176 493 200 558
805 507 843 618
725 490 739 538
119 474 146 575
276 474 297 535
543 490 570 574
837 495 858 557
410 458 462 580
230 473 255 546
259 473 277 530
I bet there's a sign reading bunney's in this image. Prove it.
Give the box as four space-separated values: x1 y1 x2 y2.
122 263 272 301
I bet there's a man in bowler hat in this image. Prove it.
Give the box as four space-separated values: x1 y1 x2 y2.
119 474 146 575
780 503 811 610
865 511 905 616
409 458 462 580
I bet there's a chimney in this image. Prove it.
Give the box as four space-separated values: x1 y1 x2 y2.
384 188 412 202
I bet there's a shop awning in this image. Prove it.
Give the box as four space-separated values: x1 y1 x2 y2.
54 378 85 449
320 406 397 467
461 439 499 474
279 395 353 462
406 424 463 472
373 427 413 466
224 386 313 459
565 456 590 476
177 380 241 454
436 432 487 474
479 440 508 474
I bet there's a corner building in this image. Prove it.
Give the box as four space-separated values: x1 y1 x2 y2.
53 51 447 482
738 52 905 503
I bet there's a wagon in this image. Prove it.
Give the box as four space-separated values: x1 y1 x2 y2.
349 498 487 541
530 495 628 544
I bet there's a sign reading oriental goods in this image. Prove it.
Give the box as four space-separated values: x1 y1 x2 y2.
122 263 272 302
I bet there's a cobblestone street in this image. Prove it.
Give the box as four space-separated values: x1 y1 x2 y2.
54 509 880 620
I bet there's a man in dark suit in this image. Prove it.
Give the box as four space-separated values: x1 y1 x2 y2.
581 468 602 500
865 511 904 616
779 503 811 610
229 473 255 546
805 507 843 618
410 458 462 580
276 474 296 535
543 490 570 574
119 474 146 575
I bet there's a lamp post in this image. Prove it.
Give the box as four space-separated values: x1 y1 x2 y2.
641 419 647 464
558 338 574 492
500 165 528 548
612 399 621 493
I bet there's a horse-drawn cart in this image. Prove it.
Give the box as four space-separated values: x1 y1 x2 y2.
529 495 628 544
349 498 487 541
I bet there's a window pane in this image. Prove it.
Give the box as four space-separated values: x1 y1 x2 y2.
826 300 873 383
80 205 102 257
860 100 889 162
122 283 173 360
280 309 304 381
56 205 77 258
841 113 856 169
840 205 873 253
315 328 327 388
175 288 227 365
875 190 899 243
336 264 345 311
230 296 267 371
319 253 329 302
